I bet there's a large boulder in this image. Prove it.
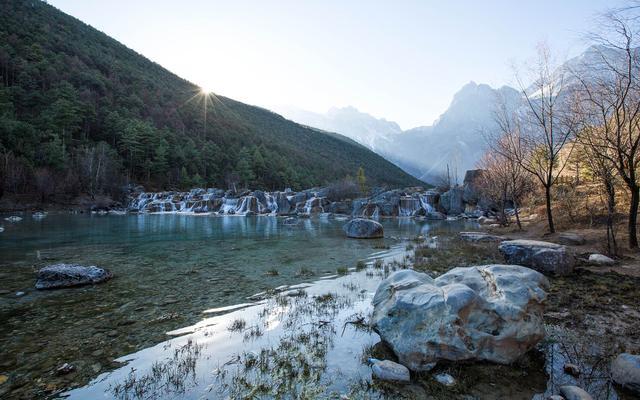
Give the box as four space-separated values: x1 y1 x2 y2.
440 187 465 215
611 353 640 394
372 265 549 371
343 218 384 239
462 169 484 204
36 264 113 290
498 240 575 275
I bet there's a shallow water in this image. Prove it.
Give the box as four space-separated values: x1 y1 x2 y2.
0 213 474 398
1 213 631 399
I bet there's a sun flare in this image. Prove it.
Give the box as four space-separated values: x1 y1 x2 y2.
200 85 214 95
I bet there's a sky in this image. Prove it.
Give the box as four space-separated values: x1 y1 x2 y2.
50 0 623 129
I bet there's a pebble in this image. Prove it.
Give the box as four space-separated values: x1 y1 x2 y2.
91 349 104 357
15 291 25 297
107 330 118 337
369 358 410 382
55 363 75 376
563 363 581 377
434 372 456 386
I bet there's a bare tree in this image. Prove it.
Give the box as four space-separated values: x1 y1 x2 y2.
571 6 640 248
494 44 578 233
478 137 533 229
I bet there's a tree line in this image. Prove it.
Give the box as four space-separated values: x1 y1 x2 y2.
0 0 420 204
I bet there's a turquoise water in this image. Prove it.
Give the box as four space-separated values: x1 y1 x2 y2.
0 213 475 398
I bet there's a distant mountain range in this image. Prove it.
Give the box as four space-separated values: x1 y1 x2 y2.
276 46 610 184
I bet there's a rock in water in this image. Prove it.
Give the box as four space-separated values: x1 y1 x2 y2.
588 253 615 266
343 218 383 239
369 358 410 382
611 353 640 394
372 265 549 371
35 264 113 290
559 385 593 400
498 239 575 275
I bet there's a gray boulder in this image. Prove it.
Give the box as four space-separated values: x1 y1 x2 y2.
440 187 465 215
499 240 575 275
611 353 640 394
369 358 410 382
275 192 292 214
559 385 593 400
372 265 549 371
36 264 113 290
459 232 505 242
588 253 615 266
343 218 384 239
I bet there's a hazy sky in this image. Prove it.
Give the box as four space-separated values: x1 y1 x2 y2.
50 0 622 129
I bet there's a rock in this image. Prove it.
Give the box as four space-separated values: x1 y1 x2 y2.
588 253 615 266
563 363 581 377
424 211 446 220
478 216 498 225
462 169 484 204
459 232 505 242
15 291 25 297
274 192 292 214
498 240 575 276
434 373 456 386
558 232 586 246
343 218 383 239
372 265 549 371
56 363 75 375
35 264 113 290
369 358 410 382
611 353 640 393
0 374 7 384
283 217 298 225
559 385 593 400
4 216 22 222
548 396 565 400
440 187 464 215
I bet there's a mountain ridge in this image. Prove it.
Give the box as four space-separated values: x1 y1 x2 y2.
0 0 422 199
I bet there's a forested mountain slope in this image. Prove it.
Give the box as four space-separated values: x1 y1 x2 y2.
0 0 421 199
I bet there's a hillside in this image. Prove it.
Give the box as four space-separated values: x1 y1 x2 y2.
0 0 421 201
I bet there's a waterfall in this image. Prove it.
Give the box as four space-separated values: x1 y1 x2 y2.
418 193 435 213
398 196 421 217
219 198 239 214
303 197 324 214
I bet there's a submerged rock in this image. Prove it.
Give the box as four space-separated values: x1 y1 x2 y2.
343 218 383 239
459 232 505 242
588 253 615 266
372 265 548 371
369 358 410 382
559 385 593 400
35 264 113 289
611 353 640 394
498 240 575 275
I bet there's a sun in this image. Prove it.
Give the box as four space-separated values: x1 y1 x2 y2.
200 85 214 95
